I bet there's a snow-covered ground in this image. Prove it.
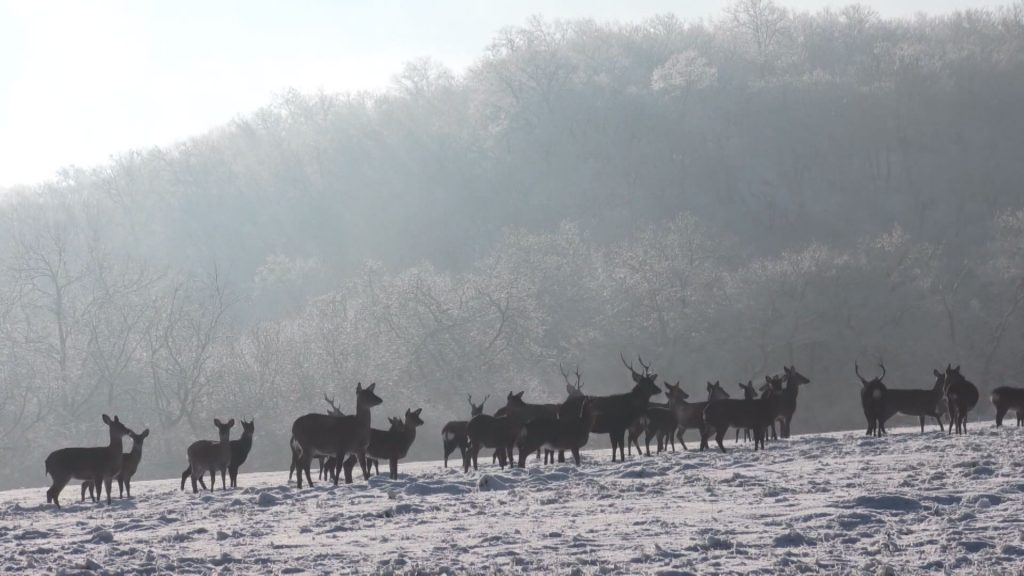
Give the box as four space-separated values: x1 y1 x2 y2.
2 423 1023 575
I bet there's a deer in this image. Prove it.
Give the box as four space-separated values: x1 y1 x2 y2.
228 419 255 487
588 354 661 462
288 395 344 482
773 366 811 438
45 414 133 508
702 383 779 452
991 385 1024 427
664 381 730 451
180 419 235 493
442 394 488 468
875 369 948 432
757 375 784 441
291 382 383 487
465 391 525 472
344 408 424 479
856 362 888 437
184 419 255 490
736 381 759 443
944 364 979 435
516 395 596 467
81 427 149 502
505 382 567 464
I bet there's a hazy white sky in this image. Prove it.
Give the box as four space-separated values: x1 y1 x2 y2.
0 0 1004 189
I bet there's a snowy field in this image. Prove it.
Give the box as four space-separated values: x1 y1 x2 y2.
2 423 1023 575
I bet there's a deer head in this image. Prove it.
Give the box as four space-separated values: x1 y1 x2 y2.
467 394 489 417
855 362 886 387
240 419 255 438
560 363 586 398
783 365 810 388
621 353 660 397
356 382 384 409
663 381 689 404
706 381 730 400
505 391 526 414
405 408 424 428
738 381 757 399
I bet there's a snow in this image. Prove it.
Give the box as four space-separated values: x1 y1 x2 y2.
2 423 1023 574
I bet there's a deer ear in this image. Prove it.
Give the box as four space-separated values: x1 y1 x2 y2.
214 418 223 427
414 408 422 416
650 373 658 381
141 429 150 439
227 419 235 427
357 382 363 392
102 414 112 425
933 369 942 377
954 365 960 372
368 382 376 392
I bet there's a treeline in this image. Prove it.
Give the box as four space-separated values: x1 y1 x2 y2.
1 2 1023 489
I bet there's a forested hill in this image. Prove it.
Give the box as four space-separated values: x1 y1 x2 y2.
1 4 1023 488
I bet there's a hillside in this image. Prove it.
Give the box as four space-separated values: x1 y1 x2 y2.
2 424 1021 574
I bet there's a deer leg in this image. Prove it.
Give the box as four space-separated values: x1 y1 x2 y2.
558 450 566 463
302 454 314 488
49 476 69 508
357 453 369 482
81 482 90 502
443 440 453 468
125 479 132 498
208 469 216 492
678 428 689 451
996 407 1007 427
119 478 125 498
293 451 304 488
389 458 398 480
571 448 581 466
102 476 112 504
715 428 727 453
221 468 227 490
342 455 356 483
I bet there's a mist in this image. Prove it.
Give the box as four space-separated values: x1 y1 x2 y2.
1 2 1023 490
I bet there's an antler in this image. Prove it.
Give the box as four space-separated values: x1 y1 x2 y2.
560 363 585 390
637 355 651 376
620 352 636 374
324 393 342 416
878 362 886 381
854 363 868 385
467 393 474 408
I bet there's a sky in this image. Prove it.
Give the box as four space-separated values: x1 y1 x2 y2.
0 0 1006 190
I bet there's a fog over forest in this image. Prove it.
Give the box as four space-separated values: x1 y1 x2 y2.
1 2 1023 490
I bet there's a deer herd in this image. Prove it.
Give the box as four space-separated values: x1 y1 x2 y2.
41 356 1022 508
